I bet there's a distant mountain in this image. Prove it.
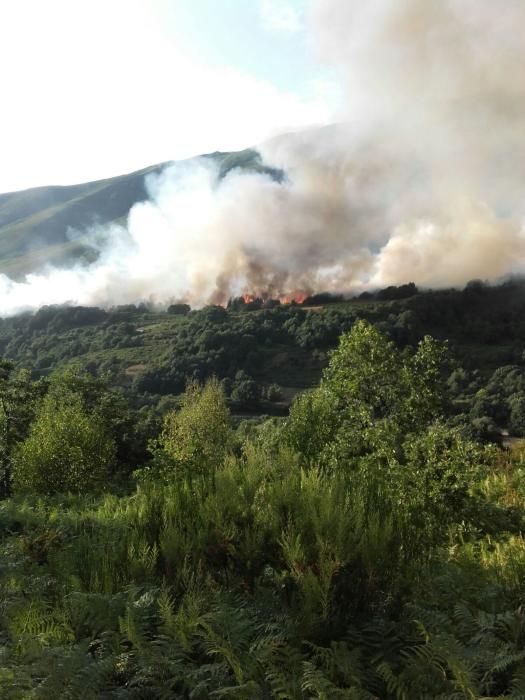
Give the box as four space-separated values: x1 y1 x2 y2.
0 148 279 280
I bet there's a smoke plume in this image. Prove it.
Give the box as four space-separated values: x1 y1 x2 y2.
1 0 525 315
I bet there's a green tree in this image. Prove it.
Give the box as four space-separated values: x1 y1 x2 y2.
509 392 525 436
287 320 450 469
0 361 43 497
157 377 233 479
48 366 147 473
231 378 260 408
285 386 339 466
13 389 115 494
285 320 485 550
399 422 492 551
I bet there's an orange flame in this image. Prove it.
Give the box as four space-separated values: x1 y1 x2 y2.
280 292 308 305
235 290 310 306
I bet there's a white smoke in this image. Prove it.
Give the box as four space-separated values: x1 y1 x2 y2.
1 0 525 315
308 0 525 286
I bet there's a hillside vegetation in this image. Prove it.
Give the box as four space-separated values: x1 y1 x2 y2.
1 283 525 696
0 280 525 437
0 149 274 279
1 312 525 696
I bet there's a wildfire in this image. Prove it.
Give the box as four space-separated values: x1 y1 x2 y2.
238 291 309 306
280 292 308 305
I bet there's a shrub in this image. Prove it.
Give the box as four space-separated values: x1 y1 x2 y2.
156 377 233 479
13 391 115 494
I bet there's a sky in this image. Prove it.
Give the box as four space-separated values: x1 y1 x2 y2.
0 0 339 193
0 0 524 313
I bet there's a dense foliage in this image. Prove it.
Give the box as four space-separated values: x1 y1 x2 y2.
154 378 234 480
13 388 114 495
1 318 525 697
1 280 525 440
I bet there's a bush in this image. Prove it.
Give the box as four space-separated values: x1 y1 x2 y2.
156 377 233 479
13 391 115 494
231 379 261 408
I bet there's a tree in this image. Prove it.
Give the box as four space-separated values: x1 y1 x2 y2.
48 366 147 473
13 389 115 494
285 386 339 467
285 320 485 551
231 379 260 408
157 377 233 479
287 320 449 469
167 303 190 315
0 362 43 497
509 392 525 436
400 422 491 550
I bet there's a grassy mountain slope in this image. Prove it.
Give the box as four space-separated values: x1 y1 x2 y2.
0 149 274 279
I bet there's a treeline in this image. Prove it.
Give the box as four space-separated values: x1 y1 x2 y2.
1 321 525 696
2 281 525 441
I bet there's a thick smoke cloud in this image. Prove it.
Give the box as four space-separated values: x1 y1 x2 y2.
0 0 524 315
308 0 525 287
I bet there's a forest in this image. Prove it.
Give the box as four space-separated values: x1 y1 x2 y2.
2 282 525 697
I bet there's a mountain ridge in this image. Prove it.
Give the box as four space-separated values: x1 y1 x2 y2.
0 148 274 280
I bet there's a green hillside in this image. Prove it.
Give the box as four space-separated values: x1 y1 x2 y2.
1 289 525 696
0 149 276 279
0 280 524 443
